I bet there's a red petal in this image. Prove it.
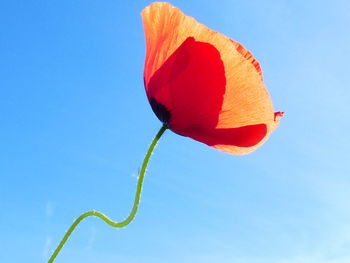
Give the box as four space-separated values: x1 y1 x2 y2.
142 2 282 154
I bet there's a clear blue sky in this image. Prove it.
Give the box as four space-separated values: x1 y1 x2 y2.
1 1 350 262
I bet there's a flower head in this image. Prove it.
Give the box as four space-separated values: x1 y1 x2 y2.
141 2 283 154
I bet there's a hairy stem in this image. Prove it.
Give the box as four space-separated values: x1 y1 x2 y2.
48 125 167 263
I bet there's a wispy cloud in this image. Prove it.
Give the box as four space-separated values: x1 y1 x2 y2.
131 172 139 179
86 226 97 250
41 236 52 261
45 201 54 217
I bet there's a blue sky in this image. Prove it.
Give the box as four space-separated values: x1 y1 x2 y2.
1 0 350 262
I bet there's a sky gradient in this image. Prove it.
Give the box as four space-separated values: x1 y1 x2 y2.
1 0 350 262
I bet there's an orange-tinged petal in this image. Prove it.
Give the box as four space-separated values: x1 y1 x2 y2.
141 2 282 154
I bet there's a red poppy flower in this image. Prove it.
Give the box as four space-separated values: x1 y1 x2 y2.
141 2 283 154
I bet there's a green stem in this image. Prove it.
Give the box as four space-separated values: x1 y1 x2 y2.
48 125 167 263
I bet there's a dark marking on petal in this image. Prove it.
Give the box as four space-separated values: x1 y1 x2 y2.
149 97 171 127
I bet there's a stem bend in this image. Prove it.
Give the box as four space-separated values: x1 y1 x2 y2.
48 125 167 263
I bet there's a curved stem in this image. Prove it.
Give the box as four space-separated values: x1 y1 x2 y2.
48 125 167 263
